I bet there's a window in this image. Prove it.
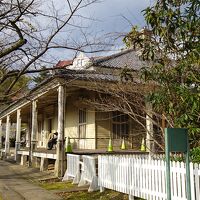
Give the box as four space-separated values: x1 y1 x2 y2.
112 111 129 139
79 109 86 138
77 59 83 68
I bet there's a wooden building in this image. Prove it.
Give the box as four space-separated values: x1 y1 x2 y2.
0 49 153 176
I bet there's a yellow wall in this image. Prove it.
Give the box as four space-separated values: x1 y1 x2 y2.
96 112 111 149
64 98 96 149
65 99 78 138
85 109 96 149
36 93 98 150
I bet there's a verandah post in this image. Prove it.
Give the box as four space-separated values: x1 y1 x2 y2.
55 84 65 177
5 115 11 156
15 109 21 161
145 102 154 152
30 100 38 165
31 100 37 150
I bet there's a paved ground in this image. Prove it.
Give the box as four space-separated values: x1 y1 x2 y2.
0 159 62 200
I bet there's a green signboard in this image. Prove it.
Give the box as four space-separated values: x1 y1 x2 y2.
165 128 191 200
165 128 188 152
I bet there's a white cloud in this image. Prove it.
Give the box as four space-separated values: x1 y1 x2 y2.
36 0 152 61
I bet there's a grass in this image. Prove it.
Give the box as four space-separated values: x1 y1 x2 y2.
39 179 144 200
40 181 75 190
57 190 129 200
0 192 2 200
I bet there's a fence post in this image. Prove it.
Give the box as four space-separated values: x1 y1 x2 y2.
78 155 99 192
100 187 105 192
194 163 200 200
62 154 80 183
186 140 191 200
129 195 135 200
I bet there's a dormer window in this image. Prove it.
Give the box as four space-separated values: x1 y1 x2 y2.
77 59 83 68
70 52 92 70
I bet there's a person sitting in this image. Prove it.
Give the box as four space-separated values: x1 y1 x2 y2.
47 132 58 150
20 136 26 148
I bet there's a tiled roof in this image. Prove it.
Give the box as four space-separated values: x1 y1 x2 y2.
56 69 117 82
56 60 73 68
92 48 147 70
54 49 145 82
55 49 147 71
56 69 140 83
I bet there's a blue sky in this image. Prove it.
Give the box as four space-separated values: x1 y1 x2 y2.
43 0 153 62
84 0 152 32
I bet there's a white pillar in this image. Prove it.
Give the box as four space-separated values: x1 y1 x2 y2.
31 100 38 150
55 85 65 177
0 120 3 148
15 109 21 160
44 118 48 148
146 102 154 152
5 115 11 155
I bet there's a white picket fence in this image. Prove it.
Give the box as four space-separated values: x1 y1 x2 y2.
98 155 200 200
63 154 80 184
63 154 98 191
79 155 99 191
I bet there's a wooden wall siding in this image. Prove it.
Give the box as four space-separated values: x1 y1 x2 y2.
129 118 146 150
96 112 110 149
96 112 111 138
85 109 95 149
64 95 96 150
96 112 145 150
65 99 78 139
96 138 134 150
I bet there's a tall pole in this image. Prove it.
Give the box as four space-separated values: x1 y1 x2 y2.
5 115 11 156
165 128 191 200
28 116 32 167
55 85 65 177
31 100 37 150
186 136 191 200
31 100 37 164
15 109 21 161
165 129 171 200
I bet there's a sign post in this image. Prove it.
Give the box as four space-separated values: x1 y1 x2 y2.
165 128 191 200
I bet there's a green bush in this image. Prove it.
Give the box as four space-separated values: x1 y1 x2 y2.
190 147 200 164
157 148 200 163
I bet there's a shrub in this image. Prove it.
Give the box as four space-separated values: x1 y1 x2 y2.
190 147 200 164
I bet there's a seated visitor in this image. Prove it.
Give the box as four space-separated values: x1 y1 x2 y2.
20 135 26 147
47 132 58 150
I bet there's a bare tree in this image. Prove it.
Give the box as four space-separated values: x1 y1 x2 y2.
72 76 166 152
0 0 108 106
